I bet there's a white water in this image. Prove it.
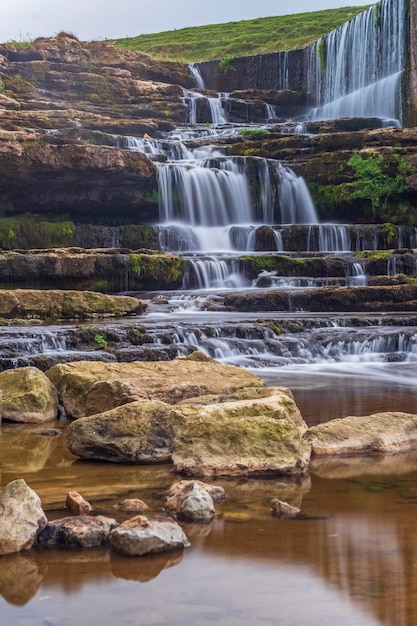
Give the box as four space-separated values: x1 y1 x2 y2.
310 0 406 122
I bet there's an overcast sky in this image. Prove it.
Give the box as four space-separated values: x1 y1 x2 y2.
0 0 373 43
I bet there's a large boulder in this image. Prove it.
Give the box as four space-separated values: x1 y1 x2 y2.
66 399 184 463
46 352 265 418
306 412 417 456
0 479 47 556
37 515 118 549
110 515 190 556
0 367 58 423
173 387 310 477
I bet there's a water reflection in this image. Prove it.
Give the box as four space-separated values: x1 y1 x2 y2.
1 395 417 623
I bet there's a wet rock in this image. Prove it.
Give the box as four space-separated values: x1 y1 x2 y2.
306 412 417 456
65 491 92 516
110 515 190 557
37 515 118 549
165 481 215 522
114 499 150 513
168 480 227 505
173 387 311 477
0 479 47 556
66 399 184 463
46 353 265 419
0 366 58 423
271 499 300 519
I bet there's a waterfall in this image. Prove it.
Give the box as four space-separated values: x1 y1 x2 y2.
189 63 205 89
309 0 406 122
182 89 228 125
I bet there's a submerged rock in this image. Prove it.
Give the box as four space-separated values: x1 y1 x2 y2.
0 479 47 556
114 499 150 513
37 515 118 549
46 352 265 419
173 387 311 477
66 399 184 463
0 367 58 423
168 480 227 505
165 481 216 522
271 499 300 519
306 412 417 456
110 515 190 557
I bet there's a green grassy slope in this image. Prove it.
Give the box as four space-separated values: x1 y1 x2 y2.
112 6 372 62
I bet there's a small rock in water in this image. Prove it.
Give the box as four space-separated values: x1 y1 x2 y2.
113 498 150 512
38 515 118 550
168 479 226 504
271 499 300 519
65 490 92 515
165 481 215 523
110 514 190 556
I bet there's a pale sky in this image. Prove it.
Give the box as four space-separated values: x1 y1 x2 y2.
0 0 373 43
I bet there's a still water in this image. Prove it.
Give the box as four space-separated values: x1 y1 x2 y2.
1 371 417 626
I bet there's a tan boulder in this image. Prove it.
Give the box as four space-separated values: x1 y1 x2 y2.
271 499 300 518
114 499 150 513
46 352 265 418
306 412 417 456
66 399 184 463
173 387 311 477
110 515 190 557
168 480 226 504
0 479 47 556
0 367 58 423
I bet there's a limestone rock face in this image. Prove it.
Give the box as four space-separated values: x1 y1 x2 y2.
306 412 417 456
0 367 58 423
173 387 311 477
46 353 265 418
37 515 118 549
110 515 190 556
0 479 47 556
165 481 216 522
66 399 184 463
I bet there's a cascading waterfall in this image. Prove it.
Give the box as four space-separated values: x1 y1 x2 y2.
309 0 406 122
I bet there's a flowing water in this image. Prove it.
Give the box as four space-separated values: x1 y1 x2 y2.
2 0 417 622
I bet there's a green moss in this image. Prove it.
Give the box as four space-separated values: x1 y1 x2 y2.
238 128 270 137
128 253 185 288
219 56 236 73
317 38 326 72
355 249 394 260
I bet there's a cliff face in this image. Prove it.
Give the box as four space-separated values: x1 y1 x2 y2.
0 33 196 224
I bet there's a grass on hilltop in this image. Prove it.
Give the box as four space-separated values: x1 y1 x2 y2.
111 6 372 62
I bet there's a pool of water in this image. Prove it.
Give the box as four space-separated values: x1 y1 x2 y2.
1 373 417 626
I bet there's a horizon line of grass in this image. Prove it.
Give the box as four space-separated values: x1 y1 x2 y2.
110 5 372 63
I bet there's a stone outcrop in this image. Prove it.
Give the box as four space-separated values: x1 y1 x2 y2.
306 412 417 456
173 387 311 477
168 480 226 505
46 352 265 419
0 366 58 423
0 288 146 320
110 514 190 556
114 499 150 513
0 479 47 556
37 515 118 549
66 399 184 463
223 284 417 313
